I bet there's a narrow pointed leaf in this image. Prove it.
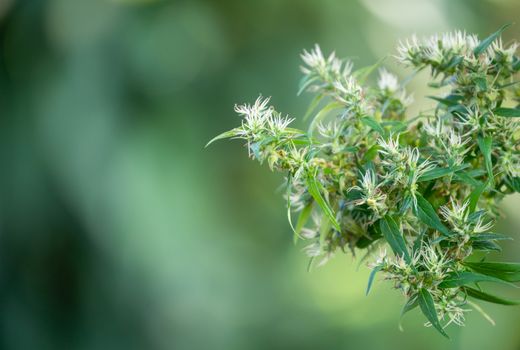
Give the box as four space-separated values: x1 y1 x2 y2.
465 287 520 305
414 193 452 236
473 24 511 56
472 240 502 252
352 56 387 83
379 216 411 263
297 75 317 96
477 135 494 185
470 233 512 242
293 202 313 244
417 164 467 182
399 296 419 331
466 180 488 214
205 129 240 147
308 102 343 136
366 265 382 295
439 271 515 288
427 94 463 107
494 107 520 117
303 94 324 121
361 116 385 135
306 175 341 232
418 289 449 338
463 261 520 282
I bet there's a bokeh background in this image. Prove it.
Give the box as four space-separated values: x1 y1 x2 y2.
0 0 519 349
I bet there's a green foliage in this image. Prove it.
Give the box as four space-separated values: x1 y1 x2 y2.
209 26 520 336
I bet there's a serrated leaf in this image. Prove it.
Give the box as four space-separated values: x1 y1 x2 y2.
205 129 240 148
418 289 449 338
306 174 341 232
417 164 467 182
473 24 511 56
438 271 515 288
379 216 411 263
477 135 494 186
465 287 520 305
494 107 520 117
463 261 520 282
366 265 382 295
414 193 452 236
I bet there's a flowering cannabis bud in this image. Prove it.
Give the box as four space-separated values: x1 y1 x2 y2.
208 25 520 337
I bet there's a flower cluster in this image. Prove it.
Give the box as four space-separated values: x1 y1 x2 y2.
208 26 520 337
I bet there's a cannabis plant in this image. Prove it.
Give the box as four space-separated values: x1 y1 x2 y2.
208 26 520 337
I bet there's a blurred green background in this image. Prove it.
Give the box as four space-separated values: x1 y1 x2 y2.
0 0 519 349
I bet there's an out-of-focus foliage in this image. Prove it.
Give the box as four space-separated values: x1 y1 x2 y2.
0 0 519 349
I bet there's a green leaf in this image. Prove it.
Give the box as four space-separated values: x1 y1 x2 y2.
494 107 520 117
466 180 488 214
362 144 381 163
352 56 387 84
473 24 511 56
366 265 382 295
398 296 419 331
472 240 502 252
465 287 520 305
293 202 313 244
454 171 482 187
445 55 464 70
205 129 240 148
306 174 341 232
463 261 520 282
418 289 449 338
383 120 408 133
470 233 512 242
361 116 385 135
513 56 520 71
511 177 520 192
308 102 343 136
297 75 318 96
399 194 414 215
474 76 487 92
414 193 452 236
417 164 467 182
427 94 464 107
303 94 324 121
438 271 515 288
477 135 494 186
379 216 411 263
286 175 300 242
318 212 332 248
